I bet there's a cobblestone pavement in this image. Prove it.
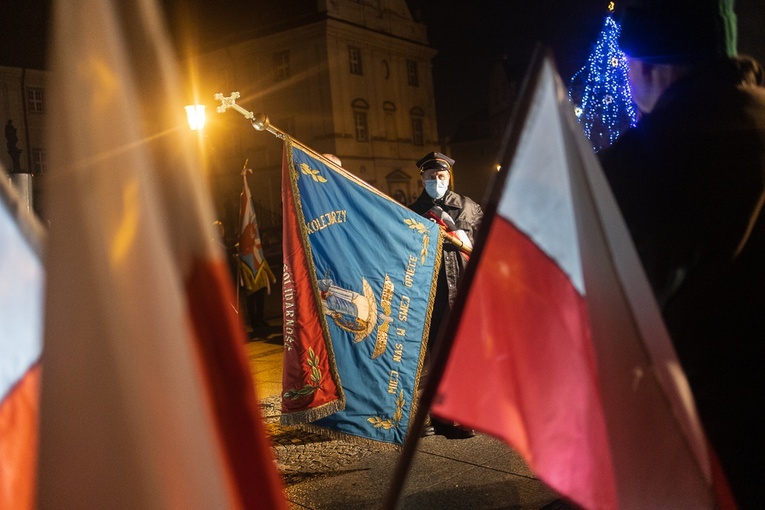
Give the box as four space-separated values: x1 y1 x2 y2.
246 331 393 489
260 395 391 487
249 335 568 509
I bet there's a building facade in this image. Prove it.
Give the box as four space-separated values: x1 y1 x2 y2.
192 0 441 227
0 65 48 215
0 66 47 175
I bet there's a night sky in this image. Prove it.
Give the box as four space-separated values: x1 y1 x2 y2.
2 0 764 137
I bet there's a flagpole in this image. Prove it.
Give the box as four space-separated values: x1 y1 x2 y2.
382 45 550 510
216 94 474 258
235 159 250 316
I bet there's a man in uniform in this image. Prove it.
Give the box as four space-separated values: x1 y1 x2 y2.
409 152 482 438
599 1 765 505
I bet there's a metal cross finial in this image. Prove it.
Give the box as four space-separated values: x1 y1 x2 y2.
214 92 287 140
214 92 254 120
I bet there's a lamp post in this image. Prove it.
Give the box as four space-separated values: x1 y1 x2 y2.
185 104 207 131
185 103 211 178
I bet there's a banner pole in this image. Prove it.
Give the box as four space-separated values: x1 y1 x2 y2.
215 94 473 258
234 160 250 317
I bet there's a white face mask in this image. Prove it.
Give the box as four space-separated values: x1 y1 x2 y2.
425 179 449 199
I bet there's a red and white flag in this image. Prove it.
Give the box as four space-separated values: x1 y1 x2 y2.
0 172 45 510
239 171 276 294
431 53 715 510
38 1 286 509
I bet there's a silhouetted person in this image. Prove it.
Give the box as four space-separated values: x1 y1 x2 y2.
600 1 765 506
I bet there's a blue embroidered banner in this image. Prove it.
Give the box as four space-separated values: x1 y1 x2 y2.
283 138 441 446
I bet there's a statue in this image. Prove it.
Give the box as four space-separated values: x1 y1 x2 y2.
5 120 22 172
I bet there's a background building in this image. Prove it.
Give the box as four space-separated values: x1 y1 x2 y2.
190 0 442 236
4 0 765 227
0 66 47 215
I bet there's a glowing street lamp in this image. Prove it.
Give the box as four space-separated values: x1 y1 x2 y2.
185 104 206 130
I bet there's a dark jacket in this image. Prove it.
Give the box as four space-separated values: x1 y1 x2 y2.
409 189 483 308
599 58 765 507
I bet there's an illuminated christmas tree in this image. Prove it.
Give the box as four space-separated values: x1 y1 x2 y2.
569 3 637 152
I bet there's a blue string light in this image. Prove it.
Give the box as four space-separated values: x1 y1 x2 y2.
569 13 638 152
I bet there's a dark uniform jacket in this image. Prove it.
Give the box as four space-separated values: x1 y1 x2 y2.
599 58 765 507
409 189 482 353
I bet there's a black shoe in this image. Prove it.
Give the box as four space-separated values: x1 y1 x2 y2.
444 425 475 439
421 425 436 437
433 419 475 439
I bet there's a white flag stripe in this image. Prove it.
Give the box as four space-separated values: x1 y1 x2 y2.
0 174 43 402
499 62 585 295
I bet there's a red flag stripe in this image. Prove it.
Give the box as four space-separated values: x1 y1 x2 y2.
280 144 342 419
433 218 616 510
0 363 40 510
186 259 287 510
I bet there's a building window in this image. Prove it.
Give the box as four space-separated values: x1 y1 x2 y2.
349 46 363 75
410 107 424 146
383 102 397 141
406 60 419 86
274 51 290 81
352 99 370 142
32 148 47 174
354 112 368 141
27 88 44 113
411 118 424 145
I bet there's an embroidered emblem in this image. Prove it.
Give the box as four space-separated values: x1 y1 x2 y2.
404 218 431 264
283 347 322 400
299 162 328 183
318 276 377 343
367 390 406 429
372 275 395 359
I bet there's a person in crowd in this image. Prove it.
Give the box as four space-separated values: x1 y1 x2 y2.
734 54 765 87
599 1 765 506
409 152 483 439
322 153 343 167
